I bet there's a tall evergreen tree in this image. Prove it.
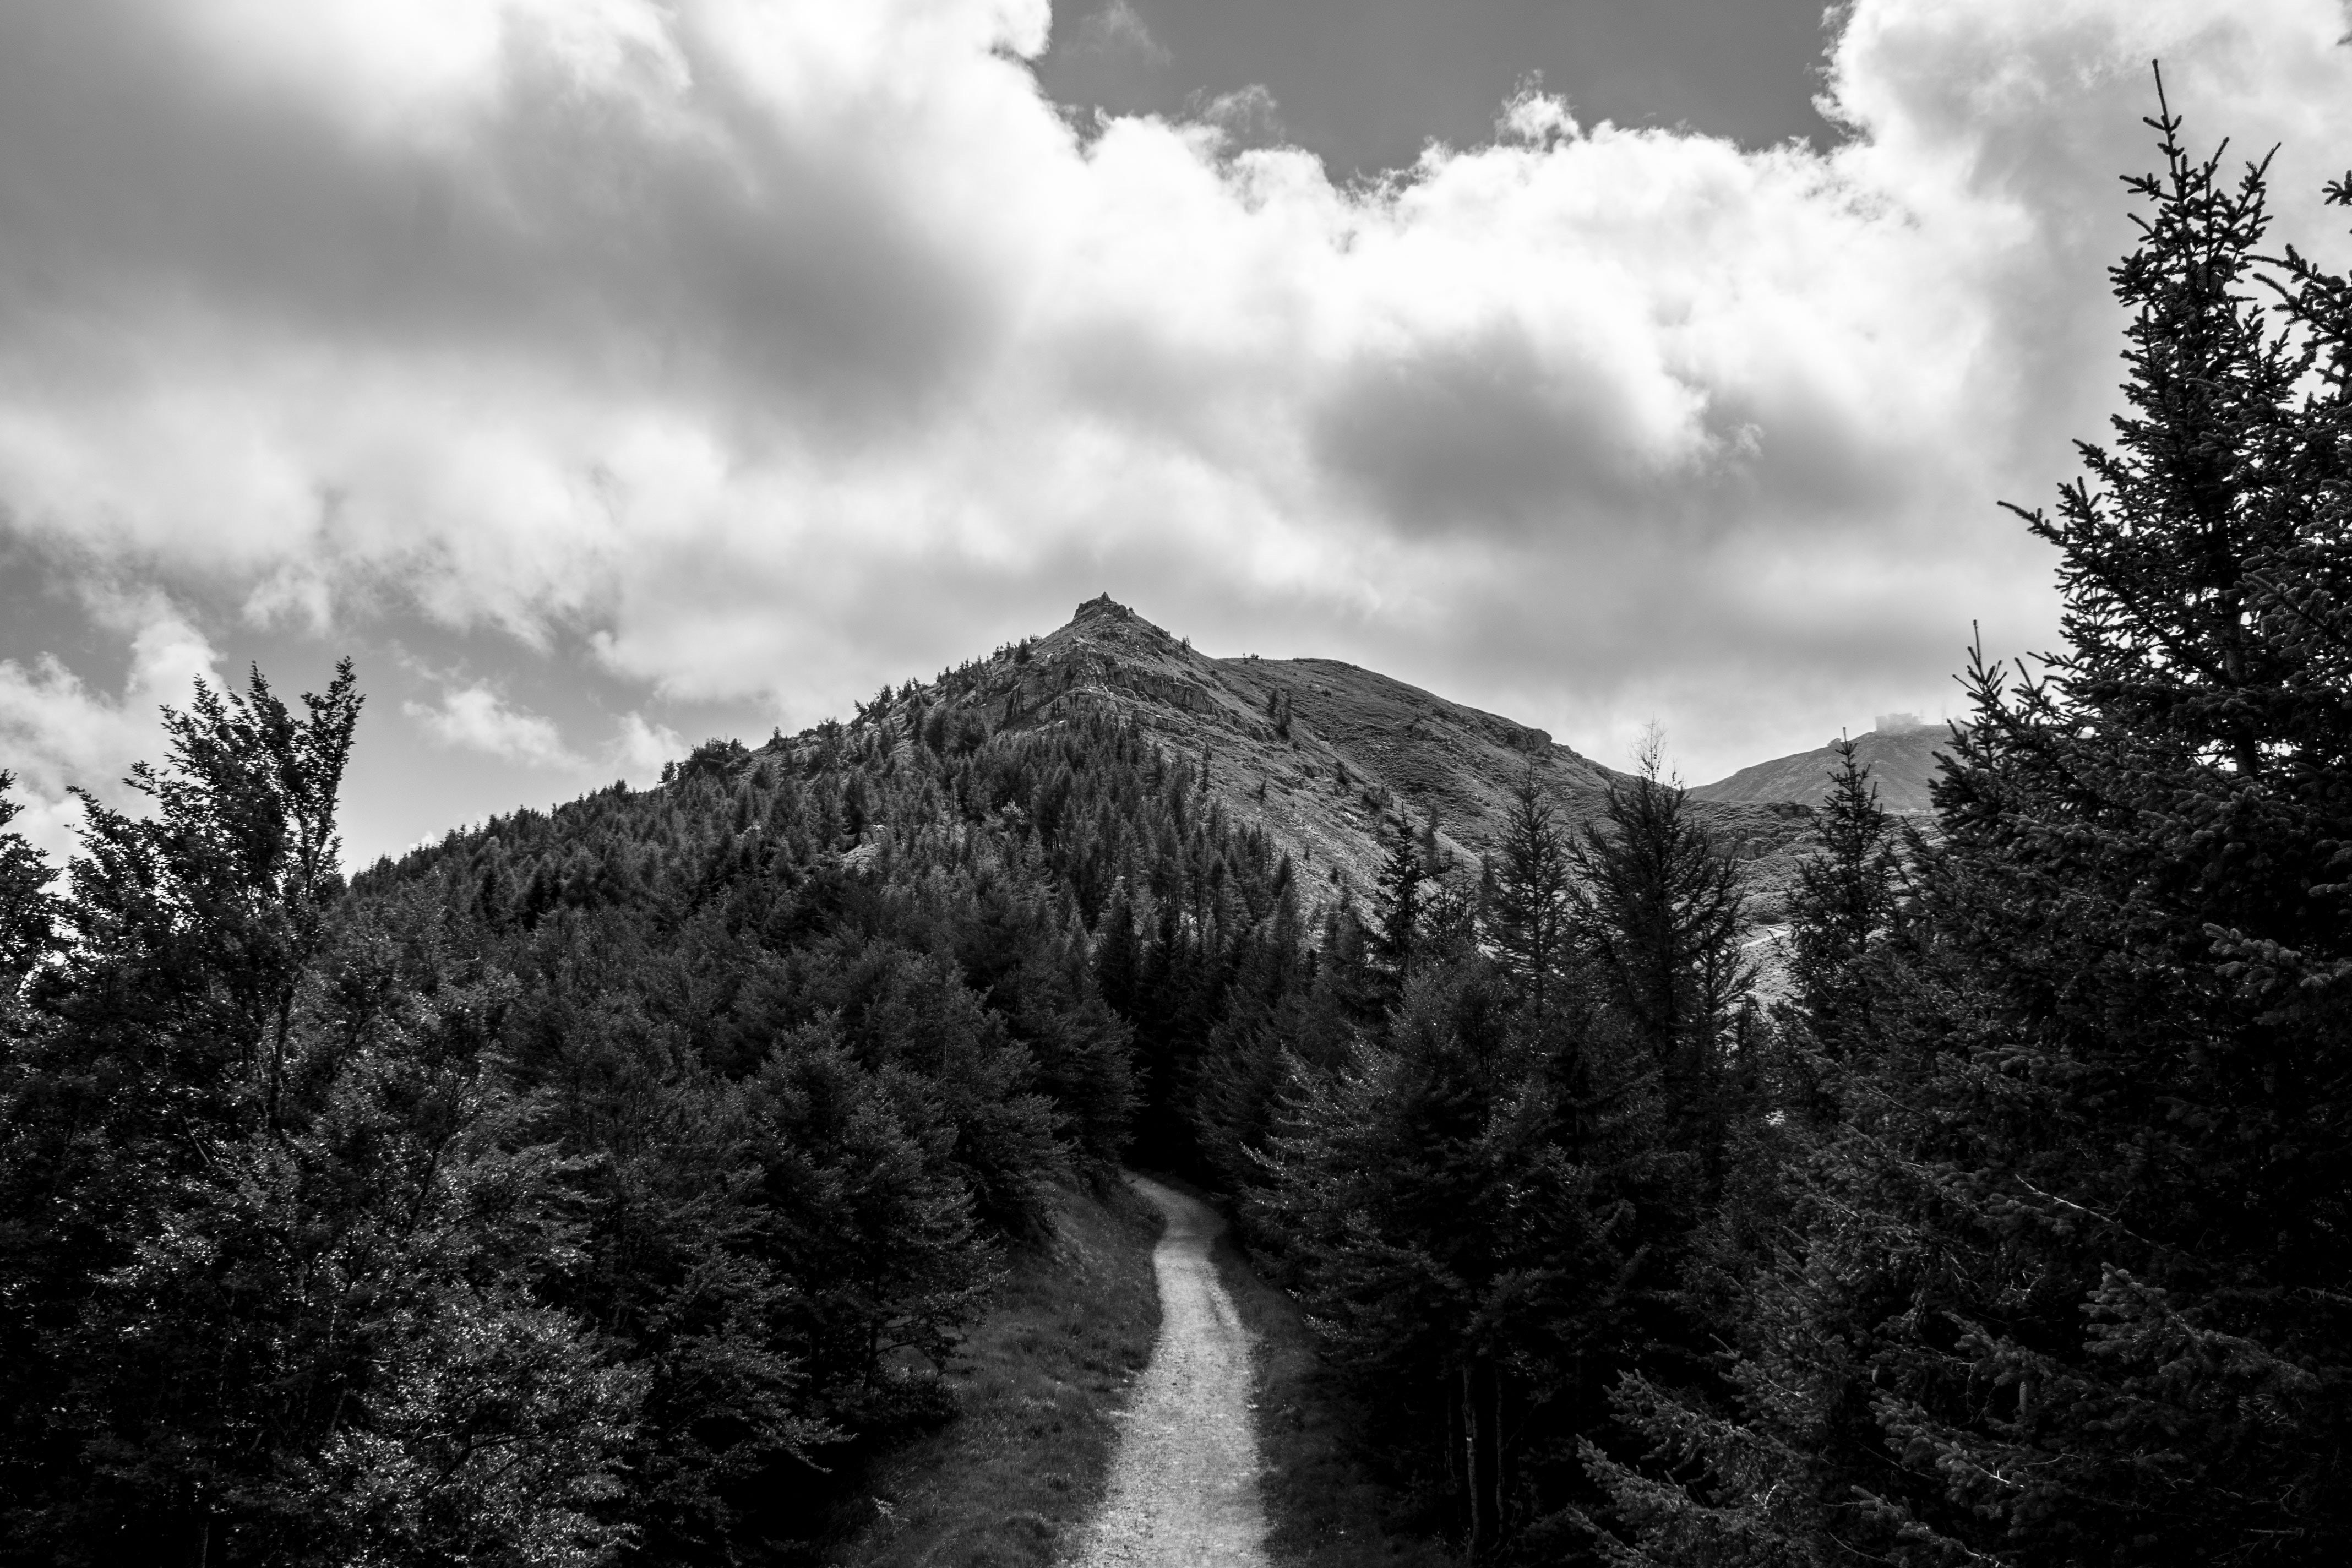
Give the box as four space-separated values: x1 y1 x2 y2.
1570 734 1751 1178
0 776 55 1020
0 667 646 1566
1255 945 1646 1557
1486 770 1575 1019
1781 737 1905 1068
1369 812 1433 1001
1588 90 2352 1567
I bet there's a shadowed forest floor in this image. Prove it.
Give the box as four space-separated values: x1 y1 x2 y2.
1205 1197 1461 1568
825 1178 1164 1568
823 1172 1456 1568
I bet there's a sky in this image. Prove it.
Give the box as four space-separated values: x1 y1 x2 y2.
2 0 2350 868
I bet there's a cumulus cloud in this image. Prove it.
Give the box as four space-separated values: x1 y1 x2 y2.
1185 84 1286 150
611 712 685 786
0 0 2348 799
404 683 580 768
1070 0 1169 66
0 592 224 858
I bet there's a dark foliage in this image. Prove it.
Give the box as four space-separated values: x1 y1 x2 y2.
1582 86 2352 1568
0 643 1333 1562
5 87 2349 1568
1225 759 1751 1558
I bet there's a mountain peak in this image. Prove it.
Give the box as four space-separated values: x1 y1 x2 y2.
809 598 1822 927
1040 595 1189 663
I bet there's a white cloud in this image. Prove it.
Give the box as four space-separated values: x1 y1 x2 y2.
0 591 224 859
609 712 684 786
403 683 580 768
0 0 2347 787
1070 0 1169 66
1185 84 1285 151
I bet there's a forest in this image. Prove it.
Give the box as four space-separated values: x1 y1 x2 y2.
3 106 2350 1567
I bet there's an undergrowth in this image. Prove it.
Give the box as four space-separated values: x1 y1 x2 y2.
824 1177 1162 1568
1215 1217 1460 1568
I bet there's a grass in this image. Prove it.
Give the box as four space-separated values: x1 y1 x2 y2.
1209 1200 1460 1568
823 1175 1163 1568
821 1168 1451 1568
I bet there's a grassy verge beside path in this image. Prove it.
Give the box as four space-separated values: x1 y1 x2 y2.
1163 1176 1458 1568
825 1176 1163 1568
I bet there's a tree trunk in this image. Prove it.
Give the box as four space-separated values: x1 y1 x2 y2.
1463 1362 1483 1555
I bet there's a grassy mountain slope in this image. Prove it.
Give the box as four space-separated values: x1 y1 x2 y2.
826 1178 1162 1568
1689 725 1957 815
908 595 1821 917
301 597 1848 1559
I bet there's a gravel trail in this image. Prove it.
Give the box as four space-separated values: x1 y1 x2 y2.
1068 1175 1269 1568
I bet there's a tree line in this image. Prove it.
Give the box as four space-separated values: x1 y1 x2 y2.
1201 102 2352 1564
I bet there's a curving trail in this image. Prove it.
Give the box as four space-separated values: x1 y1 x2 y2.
1068 1175 1270 1568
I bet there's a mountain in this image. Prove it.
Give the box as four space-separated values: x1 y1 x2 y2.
886 594 1823 916
1689 722 1959 815
0 591 1838 1561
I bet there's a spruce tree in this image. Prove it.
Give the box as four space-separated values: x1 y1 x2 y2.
1781 737 1905 1068
1256 944 1653 1556
0 776 55 1014
1486 770 1575 1019
1369 812 1431 997
1589 91 2352 1567
1570 736 1751 1176
0 667 645 1566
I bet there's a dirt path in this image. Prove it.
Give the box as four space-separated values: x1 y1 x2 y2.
1068 1175 1270 1568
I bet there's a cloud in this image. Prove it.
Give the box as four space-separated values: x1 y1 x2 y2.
0 591 224 859
1185 84 1285 151
404 683 580 768
0 0 2348 801
610 712 684 786
1070 0 1169 67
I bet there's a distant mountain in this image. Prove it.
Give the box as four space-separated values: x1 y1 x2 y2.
1690 723 1960 815
372 592 1832 955
899 595 1823 916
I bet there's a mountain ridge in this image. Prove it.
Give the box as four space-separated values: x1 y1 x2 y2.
1689 724 1959 815
805 594 1826 920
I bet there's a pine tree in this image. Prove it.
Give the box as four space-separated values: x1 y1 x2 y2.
1570 734 1751 1178
1588 90 2352 1567
1780 737 1905 1068
0 775 55 1010
1368 813 1431 1008
0 667 646 1566
1485 769 1574 1017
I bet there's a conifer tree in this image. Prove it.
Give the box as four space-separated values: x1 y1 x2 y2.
1570 734 1751 1176
0 776 54 1006
1368 812 1431 1008
1781 737 1904 1066
0 667 645 1566
1486 770 1574 1017
1588 90 2352 1567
